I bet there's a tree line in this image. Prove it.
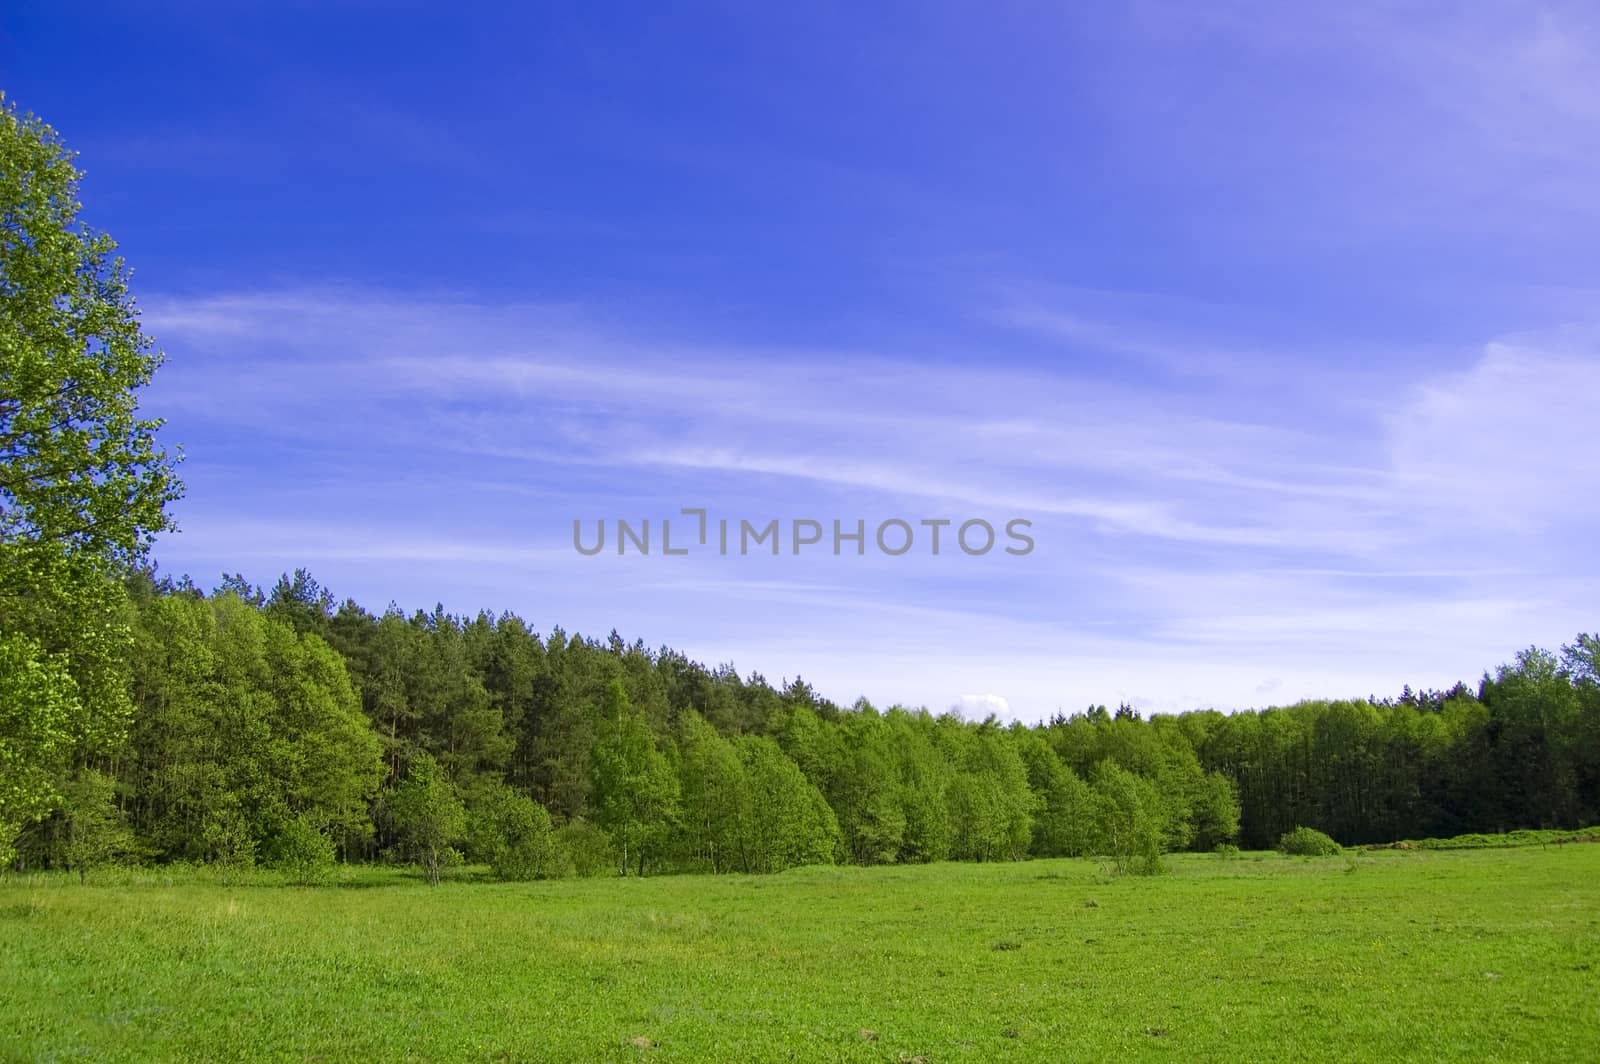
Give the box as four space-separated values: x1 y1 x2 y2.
8 566 1598 881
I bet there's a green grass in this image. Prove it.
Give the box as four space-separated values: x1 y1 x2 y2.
3 848 1598 1062
1366 826 1600 851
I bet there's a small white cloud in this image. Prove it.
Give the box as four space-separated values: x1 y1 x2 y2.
960 693 1011 717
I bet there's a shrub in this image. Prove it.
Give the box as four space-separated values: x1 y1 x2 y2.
466 784 563 881
1279 826 1341 857
554 818 615 877
268 815 337 885
1213 842 1241 859
494 836 562 881
202 813 257 870
490 803 560 882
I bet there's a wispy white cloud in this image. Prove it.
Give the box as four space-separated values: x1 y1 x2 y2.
1385 339 1600 527
142 288 1600 717
172 520 571 567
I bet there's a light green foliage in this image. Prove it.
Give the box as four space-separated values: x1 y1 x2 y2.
887 709 952 863
0 549 137 763
0 100 179 850
57 767 135 882
466 781 559 881
1017 733 1097 857
0 632 76 864
124 591 384 863
15 571 1600 879
267 813 337 885
263 619 386 840
589 681 678 876
673 711 745 873
0 97 181 563
385 754 466 885
553 817 615 878
776 704 844 795
202 811 258 869
1189 771 1242 850
824 712 902 864
4 849 1599 1061
945 726 1035 862
1048 709 1264 851
490 813 558 881
1279 825 1342 856
1091 761 1169 875
733 736 839 874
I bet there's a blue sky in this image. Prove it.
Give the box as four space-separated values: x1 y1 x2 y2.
5 2 1598 719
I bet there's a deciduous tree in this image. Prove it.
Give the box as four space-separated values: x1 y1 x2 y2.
386 753 466 886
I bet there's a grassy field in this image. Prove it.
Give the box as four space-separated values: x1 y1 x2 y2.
3 848 1597 1063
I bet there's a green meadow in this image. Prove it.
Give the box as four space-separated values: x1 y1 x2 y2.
4 846 1597 1063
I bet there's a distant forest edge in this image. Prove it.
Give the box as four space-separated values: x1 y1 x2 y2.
8 566 1600 882
2 97 1598 884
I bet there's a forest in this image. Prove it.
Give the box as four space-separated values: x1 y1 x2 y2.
6 565 1599 883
